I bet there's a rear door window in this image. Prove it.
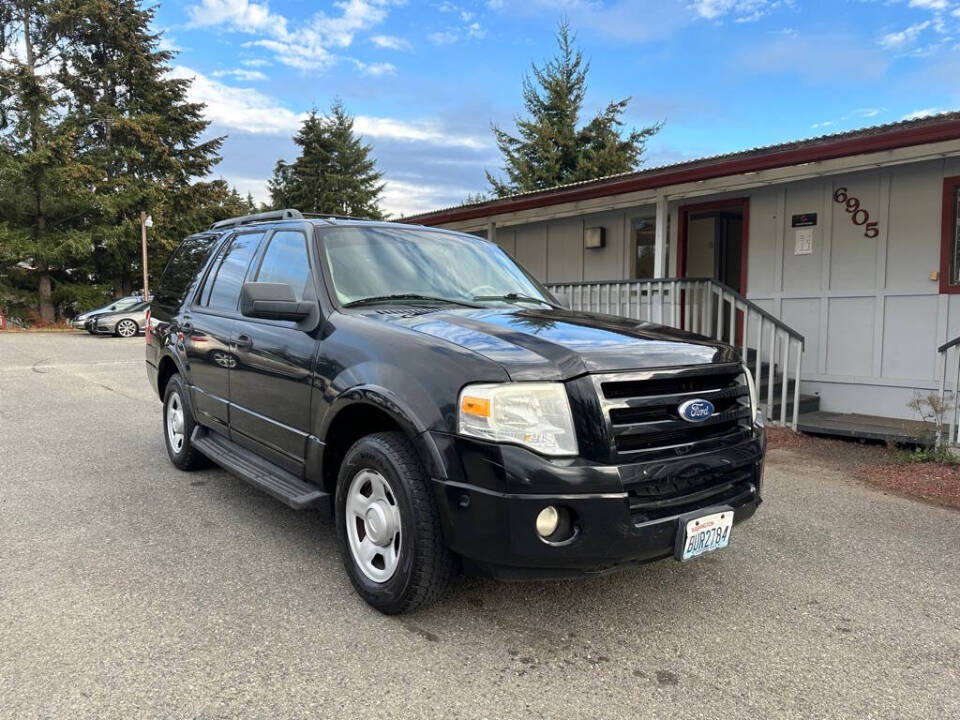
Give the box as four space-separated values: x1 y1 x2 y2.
203 232 264 311
155 234 221 310
254 231 312 301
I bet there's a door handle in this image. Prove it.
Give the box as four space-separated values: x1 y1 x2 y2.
234 334 253 349
181 321 194 333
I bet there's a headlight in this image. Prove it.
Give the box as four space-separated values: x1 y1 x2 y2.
458 382 578 456
743 364 760 425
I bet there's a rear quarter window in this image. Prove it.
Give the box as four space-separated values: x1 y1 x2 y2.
155 234 222 312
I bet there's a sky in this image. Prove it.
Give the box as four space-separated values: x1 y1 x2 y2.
153 0 960 216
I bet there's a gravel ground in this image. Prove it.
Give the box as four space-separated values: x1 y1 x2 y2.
1 333 958 719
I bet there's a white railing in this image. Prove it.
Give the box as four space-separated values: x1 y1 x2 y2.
547 278 806 430
937 336 960 445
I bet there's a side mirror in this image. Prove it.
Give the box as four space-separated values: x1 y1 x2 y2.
240 282 313 321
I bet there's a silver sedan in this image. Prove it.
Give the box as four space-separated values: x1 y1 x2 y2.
93 301 149 338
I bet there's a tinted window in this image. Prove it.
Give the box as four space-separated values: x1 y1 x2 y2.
205 232 263 310
155 234 221 309
255 231 311 301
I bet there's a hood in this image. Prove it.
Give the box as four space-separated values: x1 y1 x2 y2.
366 306 737 381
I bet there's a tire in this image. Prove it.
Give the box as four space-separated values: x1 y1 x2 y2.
162 373 207 471
115 319 138 338
335 431 456 614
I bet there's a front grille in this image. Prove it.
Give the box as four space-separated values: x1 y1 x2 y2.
591 363 752 462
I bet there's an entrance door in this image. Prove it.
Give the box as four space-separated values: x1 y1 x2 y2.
678 198 749 337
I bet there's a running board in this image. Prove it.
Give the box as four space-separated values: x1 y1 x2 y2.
191 427 327 509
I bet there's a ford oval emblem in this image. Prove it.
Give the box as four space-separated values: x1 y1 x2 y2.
678 398 715 423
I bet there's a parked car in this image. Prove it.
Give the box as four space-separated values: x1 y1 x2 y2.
93 301 149 337
146 209 766 614
72 295 143 330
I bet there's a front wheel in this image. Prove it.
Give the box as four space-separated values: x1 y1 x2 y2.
115 319 138 338
335 432 455 614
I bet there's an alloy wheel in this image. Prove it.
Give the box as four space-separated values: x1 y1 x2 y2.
117 320 137 337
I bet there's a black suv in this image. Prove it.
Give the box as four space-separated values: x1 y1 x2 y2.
146 209 765 614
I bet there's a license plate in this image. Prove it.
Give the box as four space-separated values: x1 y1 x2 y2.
678 510 733 561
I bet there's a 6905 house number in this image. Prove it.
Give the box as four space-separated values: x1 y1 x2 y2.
833 187 880 238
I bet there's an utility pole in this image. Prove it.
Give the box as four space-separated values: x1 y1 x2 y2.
140 211 152 299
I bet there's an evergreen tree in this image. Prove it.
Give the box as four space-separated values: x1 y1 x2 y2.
57 0 224 295
0 0 95 322
270 100 384 218
486 21 661 197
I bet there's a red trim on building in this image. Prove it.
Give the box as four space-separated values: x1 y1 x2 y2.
406 116 960 227
940 175 960 294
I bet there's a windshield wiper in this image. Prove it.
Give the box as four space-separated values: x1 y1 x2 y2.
472 293 563 309
343 294 481 308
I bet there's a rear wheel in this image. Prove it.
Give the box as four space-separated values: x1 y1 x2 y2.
335 431 455 614
116 319 138 338
163 374 206 470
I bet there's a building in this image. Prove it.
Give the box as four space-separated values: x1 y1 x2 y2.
404 112 960 439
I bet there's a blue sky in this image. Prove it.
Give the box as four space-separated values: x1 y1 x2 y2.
154 0 960 216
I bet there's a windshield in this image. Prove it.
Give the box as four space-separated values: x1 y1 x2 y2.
320 226 552 307
104 297 141 312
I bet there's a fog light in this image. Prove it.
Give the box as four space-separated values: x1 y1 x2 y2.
536 506 560 538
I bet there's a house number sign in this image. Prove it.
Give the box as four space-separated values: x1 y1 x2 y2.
833 187 879 239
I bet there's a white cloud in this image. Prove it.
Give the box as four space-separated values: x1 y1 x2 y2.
856 107 883 118
241 57 271 67
428 30 459 45
466 22 486 39
811 120 834 130
370 34 412 50
353 116 489 149
908 0 946 9
186 0 401 71
381 179 474 217
169 65 305 134
901 107 943 120
353 60 397 76
212 68 268 81
169 65 492 150
223 176 271 205
689 0 771 21
187 0 288 35
879 21 931 49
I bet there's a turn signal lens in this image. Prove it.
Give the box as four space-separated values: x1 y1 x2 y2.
460 396 490 417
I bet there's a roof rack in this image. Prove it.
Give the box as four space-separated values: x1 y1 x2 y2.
209 208 304 230
299 212 378 223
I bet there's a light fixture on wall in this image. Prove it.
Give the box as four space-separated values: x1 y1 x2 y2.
585 226 606 249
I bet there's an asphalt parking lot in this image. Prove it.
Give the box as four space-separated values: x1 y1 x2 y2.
0 332 958 719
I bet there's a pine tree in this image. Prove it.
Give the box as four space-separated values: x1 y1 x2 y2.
0 0 95 322
486 21 661 197
270 100 384 218
57 0 224 295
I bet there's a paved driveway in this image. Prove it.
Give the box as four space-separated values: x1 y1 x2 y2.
0 333 957 719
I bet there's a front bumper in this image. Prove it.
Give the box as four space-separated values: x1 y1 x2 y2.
428 430 765 579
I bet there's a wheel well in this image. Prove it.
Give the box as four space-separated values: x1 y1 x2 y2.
321 404 404 494
157 356 178 399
